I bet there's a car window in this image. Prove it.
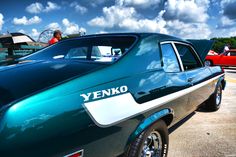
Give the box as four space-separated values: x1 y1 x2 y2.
226 51 236 56
161 43 180 72
65 47 88 59
23 36 137 63
175 43 201 71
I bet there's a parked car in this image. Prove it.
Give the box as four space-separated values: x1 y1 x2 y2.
0 32 45 64
205 49 236 66
0 33 225 157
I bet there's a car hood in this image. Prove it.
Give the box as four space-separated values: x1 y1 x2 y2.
187 39 215 61
0 60 107 108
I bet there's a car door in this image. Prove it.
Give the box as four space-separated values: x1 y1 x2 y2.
174 43 214 109
219 51 236 66
160 42 190 119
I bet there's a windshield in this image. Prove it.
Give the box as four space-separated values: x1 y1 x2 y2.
22 35 137 63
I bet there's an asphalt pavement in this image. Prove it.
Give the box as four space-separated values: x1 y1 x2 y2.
168 67 236 157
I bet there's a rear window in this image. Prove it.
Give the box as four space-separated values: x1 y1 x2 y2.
23 36 137 63
175 43 202 70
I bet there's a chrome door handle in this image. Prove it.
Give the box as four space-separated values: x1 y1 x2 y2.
187 77 194 82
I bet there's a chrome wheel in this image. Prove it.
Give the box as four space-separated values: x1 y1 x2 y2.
205 60 211 66
141 130 162 157
216 86 222 105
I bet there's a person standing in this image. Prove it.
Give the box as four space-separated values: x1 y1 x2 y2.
49 30 62 45
224 44 230 52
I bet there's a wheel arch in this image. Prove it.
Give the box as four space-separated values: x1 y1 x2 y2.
125 108 173 148
205 59 213 66
219 77 226 90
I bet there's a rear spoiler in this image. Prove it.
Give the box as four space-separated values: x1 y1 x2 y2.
187 39 215 61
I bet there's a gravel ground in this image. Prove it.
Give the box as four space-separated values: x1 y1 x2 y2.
168 68 236 157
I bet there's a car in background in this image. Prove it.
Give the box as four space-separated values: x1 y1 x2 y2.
207 50 218 56
0 32 45 65
0 33 225 157
205 49 236 67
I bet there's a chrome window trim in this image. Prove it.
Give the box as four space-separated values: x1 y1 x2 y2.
160 41 204 72
171 42 185 71
160 41 184 72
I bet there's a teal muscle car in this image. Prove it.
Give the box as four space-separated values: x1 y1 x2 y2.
0 33 225 157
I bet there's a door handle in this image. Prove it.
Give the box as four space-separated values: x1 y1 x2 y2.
187 77 194 82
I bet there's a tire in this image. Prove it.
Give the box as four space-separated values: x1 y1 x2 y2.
125 120 168 157
205 83 222 111
204 60 212 66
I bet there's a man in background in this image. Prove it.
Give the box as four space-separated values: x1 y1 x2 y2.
49 30 62 45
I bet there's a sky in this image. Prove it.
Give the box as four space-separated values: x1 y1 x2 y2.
0 0 236 41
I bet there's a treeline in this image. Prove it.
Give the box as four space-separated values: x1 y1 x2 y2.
211 36 236 53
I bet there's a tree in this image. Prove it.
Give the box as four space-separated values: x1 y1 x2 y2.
211 36 236 53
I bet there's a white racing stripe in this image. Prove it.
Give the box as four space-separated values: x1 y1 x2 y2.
84 74 224 127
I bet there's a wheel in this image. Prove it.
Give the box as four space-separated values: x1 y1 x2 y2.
204 60 212 66
205 83 222 111
125 120 168 157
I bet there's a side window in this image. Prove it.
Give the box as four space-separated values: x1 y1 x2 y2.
175 44 201 70
227 51 236 56
161 43 180 72
231 52 236 56
65 47 88 59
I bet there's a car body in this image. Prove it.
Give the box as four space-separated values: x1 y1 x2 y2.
0 33 225 157
205 49 236 66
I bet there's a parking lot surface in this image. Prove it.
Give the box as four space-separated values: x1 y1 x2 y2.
169 68 236 157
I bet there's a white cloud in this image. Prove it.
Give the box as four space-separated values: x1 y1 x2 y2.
31 28 40 39
216 0 236 29
116 0 162 8
26 2 43 14
88 3 212 38
13 16 42 25
220 16 235 27
119 10 168 33
44 1 60 12
88 6 167 33
45 19 86 35
163 0 209 23
46 22 61 30
166 20 211 39
0 13 4 31
26 1 60 14
88 6 136 28
70 2 87 14
62 18 86 34
212 26 236 38
18 29 26 34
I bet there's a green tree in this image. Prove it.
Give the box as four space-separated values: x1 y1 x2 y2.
211 36 236 53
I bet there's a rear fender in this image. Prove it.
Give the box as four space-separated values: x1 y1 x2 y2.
127 108 173 146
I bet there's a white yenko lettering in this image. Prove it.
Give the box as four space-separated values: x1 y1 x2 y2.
80 85 128 102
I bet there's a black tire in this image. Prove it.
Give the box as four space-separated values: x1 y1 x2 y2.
125 120 168 157
205 83 222 111
204 60 212 66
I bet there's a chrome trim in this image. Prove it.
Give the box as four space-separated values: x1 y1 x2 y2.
160 41 184 72
171 42 184 72
160 40 204 71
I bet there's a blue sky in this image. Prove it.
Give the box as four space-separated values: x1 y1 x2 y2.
0 0 236 40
